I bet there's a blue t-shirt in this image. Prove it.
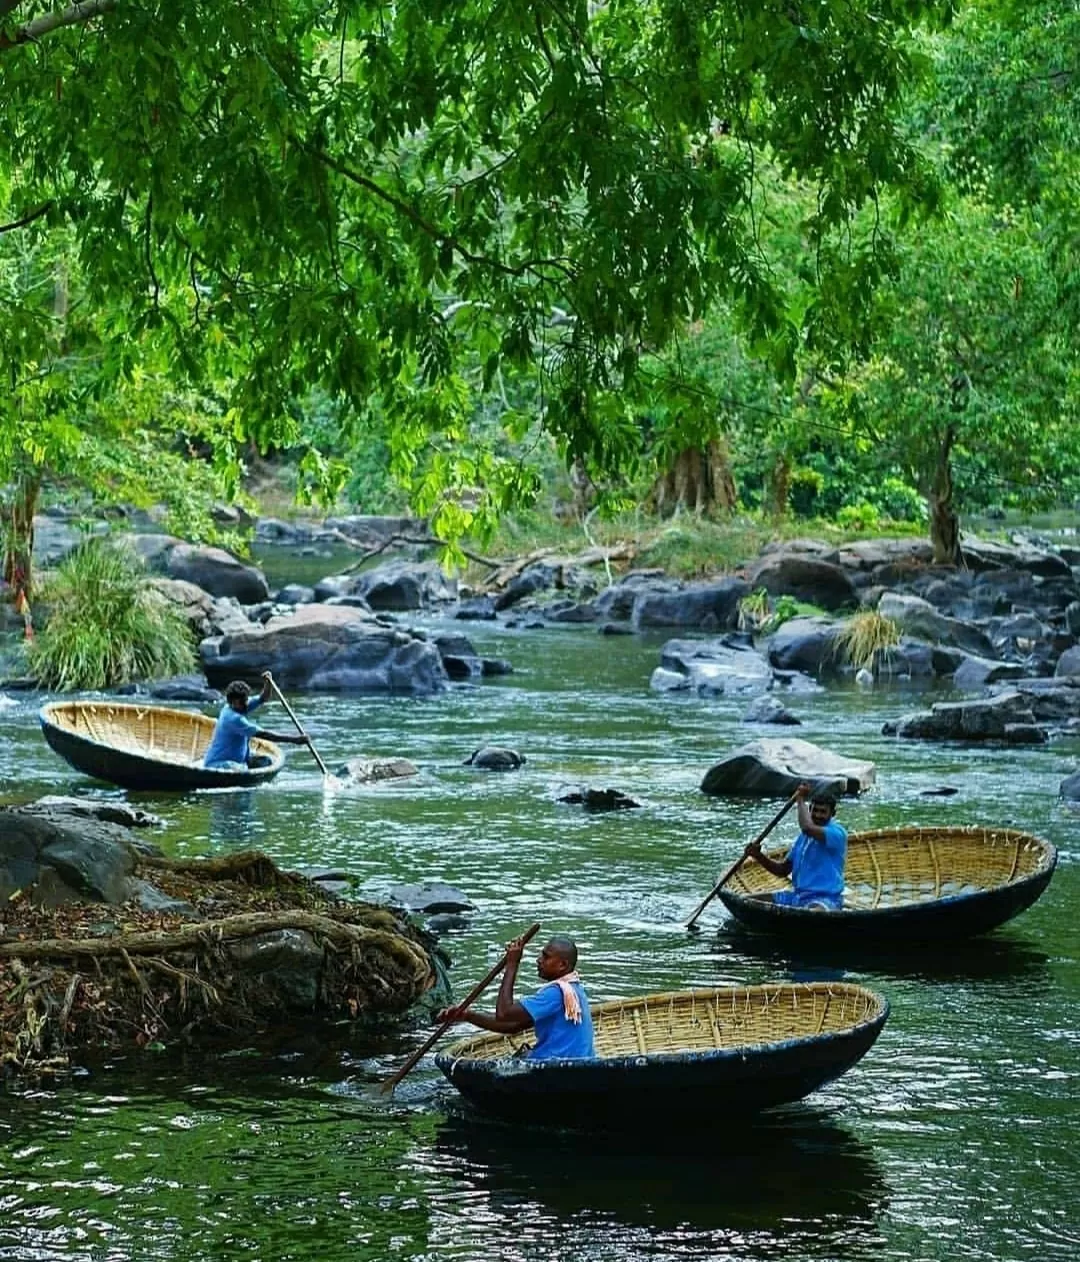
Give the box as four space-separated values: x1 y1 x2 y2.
203 697 263 768
520 981 595 1061
787 821 848 901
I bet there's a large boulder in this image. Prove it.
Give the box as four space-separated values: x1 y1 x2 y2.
352 561 457 611
961 537 1072 578
747 552 859 612
700 738 876 798
654 636 773 697
0 805 142 905
765 617 842 675
166 544 270 605
882 690 1048 743
633 578 750 631
199 604 448 693
878 592 996 658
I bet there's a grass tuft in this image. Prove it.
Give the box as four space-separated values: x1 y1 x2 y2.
833 610 901 674
27 538 196 691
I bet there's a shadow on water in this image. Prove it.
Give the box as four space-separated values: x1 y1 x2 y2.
428 1103 889 1233
711 922 1053 986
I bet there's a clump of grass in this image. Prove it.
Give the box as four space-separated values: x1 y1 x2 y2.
27 538 196 691
833 610 901 674
737 586 771 631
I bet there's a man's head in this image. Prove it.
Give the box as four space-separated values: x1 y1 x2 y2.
225 680 252 713
536 935 578 981
809 789 838 827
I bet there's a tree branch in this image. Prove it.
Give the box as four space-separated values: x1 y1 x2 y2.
0 0 116 53
0 200 53 234
303 139 575 282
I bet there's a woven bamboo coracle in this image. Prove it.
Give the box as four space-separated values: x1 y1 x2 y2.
445 981 886 1063
43 701 219 766
39 701 283 789
725 826 1054 908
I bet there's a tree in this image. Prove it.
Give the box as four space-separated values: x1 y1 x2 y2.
817 197 1079 561
0 0 947 545
0 197 244 594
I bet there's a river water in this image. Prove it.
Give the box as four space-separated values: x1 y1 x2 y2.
1 602 1078 1261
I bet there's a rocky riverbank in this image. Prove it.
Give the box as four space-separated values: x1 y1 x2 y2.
0 798 441 1078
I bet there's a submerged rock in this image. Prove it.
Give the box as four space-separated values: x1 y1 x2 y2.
701 738 876 798
463 746 526 771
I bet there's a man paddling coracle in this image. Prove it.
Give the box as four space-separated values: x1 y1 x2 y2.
203 672 311 769
436 933 596 1060
743 781 848 910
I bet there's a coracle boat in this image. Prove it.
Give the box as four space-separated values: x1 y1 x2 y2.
719 826 1057 943
39 700 284 791
436 981 888 1127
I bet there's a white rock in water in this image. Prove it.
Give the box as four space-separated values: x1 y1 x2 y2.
855 668 874 688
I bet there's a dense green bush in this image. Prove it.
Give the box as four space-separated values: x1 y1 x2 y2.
27 538 195 691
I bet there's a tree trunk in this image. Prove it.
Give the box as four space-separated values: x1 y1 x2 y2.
3 468 42 598
928 428 960 565
649 440 738 517
770 453 792 519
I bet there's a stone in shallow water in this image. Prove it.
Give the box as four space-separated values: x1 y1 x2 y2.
334 757 419 784
387 882 475 914
463 746 526 771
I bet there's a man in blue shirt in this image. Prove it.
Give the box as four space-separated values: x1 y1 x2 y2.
436 933 595 1060
744 781 847 910
203 673 311 769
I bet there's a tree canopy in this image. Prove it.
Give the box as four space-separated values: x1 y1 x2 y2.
1 0 946 541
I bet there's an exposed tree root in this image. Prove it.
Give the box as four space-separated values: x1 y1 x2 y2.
0 850 436 1079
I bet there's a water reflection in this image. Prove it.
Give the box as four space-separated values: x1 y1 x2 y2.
712 924 1052 986
426 1105 889 1236
205 789 259 848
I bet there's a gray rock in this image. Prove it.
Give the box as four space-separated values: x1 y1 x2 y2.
352 561 457 611
747 552 859 611
227 929 324 1009
494 563 560 611
166 544 270 605
741 696 802 725
1055 645 1080 678
1060 769 1080 801
334 757 419 784
199 604 448 693
878 592 996 658
426 912 472 934
701 738 875 798
0 807 140 905
557 788 642 812
19 797 164 829
464 746 526 771
481 658 514 677
455 596 498 620
882 691 1046 742
387 882 475 914
632 578 749 631
952 656 1026 690
276 584 317 605
765 617 842 675
657 637 773 697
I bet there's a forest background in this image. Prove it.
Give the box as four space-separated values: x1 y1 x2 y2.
1 0 1078 599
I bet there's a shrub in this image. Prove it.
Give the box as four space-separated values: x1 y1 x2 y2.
27 538 196 690
788 468 826 518
833 610 900 674
836 501 882 532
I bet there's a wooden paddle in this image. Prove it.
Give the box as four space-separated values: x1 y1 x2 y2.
264 673 334 779
685 790 800 930
377 921 543 1096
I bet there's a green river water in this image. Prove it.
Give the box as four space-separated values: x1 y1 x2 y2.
1 595 1078 1261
